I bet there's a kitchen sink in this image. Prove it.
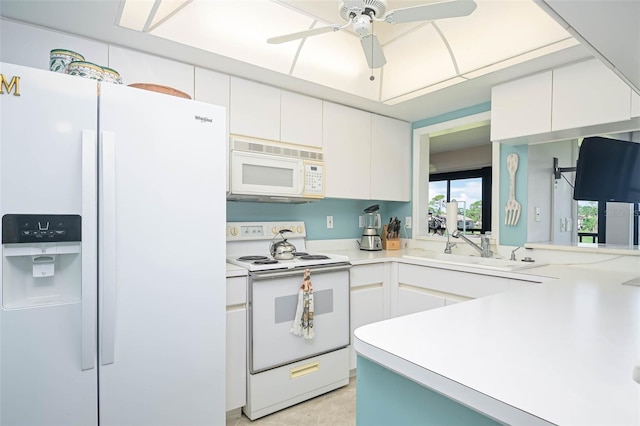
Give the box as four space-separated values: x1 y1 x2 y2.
401 253 544 272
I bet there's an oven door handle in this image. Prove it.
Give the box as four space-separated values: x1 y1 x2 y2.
251 263 351 280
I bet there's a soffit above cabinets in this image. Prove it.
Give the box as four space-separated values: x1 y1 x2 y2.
118 0 579 105
0 0 596 121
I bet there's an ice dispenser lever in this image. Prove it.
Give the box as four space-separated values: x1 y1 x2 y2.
32 255 55 278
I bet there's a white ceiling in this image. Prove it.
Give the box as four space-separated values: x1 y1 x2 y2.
0 0 594 125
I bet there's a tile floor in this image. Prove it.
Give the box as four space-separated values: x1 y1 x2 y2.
226 377 356 426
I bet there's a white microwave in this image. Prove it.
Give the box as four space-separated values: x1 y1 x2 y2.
228 138 325 202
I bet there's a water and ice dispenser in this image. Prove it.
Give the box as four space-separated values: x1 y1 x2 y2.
2 214 82 308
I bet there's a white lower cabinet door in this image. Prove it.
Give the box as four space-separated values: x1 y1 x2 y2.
226 276 247 412
226 307 246 412
350 285 385 370
397 284 446 317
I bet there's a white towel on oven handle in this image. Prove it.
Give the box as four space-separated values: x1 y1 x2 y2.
291 268 314 339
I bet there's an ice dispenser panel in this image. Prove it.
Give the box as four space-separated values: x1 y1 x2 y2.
2 214 82 309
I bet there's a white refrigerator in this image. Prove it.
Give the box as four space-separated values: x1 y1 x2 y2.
0 62 226 425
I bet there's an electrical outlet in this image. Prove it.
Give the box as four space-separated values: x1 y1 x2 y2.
405 216 412 228
327 216 334 229
358 215 363 228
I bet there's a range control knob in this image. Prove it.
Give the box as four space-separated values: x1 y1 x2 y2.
229 227 238 236
272 226 278 235
297 225 304 234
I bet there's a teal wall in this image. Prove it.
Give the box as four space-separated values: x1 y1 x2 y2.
499 144 528 246
356 356 500 425
412 102 491 130
227 199 411 240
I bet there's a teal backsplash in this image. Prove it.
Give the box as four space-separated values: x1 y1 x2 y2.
227 198 412 240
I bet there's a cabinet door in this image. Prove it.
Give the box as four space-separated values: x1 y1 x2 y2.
349 264 386 370
195 67 230 192
370 115 411 201
350 286 385 370
552 59 631 131
230 77 280 140
281 91 322 148
108 46 194 98
322 102 371 199
490 71 552 141
397 285 445 316
226 277 247 412
398 263 509 300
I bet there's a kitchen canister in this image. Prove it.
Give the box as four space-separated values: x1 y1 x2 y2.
49 49 85 73
102 66 122 84
66 61 104 81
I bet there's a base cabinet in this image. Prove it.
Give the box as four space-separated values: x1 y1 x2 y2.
397 284 446 316
226 276 247 412
349 264 389 370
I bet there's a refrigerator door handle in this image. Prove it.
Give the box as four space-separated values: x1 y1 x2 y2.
81 130 98 371
100 131 118 366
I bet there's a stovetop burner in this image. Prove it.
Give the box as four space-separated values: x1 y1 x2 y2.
294 252 308 257
254 259 279 265
238 255 269 261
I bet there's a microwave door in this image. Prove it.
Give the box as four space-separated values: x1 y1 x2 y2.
231 151 302 196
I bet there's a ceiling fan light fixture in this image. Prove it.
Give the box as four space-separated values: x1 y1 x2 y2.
353 15 372 35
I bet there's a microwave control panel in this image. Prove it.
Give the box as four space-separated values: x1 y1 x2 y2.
303 162 324 197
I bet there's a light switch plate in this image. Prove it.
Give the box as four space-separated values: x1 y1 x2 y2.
327 216 334 229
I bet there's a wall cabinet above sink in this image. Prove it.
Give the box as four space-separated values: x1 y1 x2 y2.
323 102 411 201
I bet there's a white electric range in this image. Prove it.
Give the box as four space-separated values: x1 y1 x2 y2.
226 222 351 420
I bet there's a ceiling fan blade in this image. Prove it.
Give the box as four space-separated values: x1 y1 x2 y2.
385 0 477 24
360 34 386 69
267 25 339 44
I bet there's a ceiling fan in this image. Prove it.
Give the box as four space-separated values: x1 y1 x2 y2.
268 0 477 69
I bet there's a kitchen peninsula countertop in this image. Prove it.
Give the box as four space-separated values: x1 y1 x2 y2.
353 258 640 425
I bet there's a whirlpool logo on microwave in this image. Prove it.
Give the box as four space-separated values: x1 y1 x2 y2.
0 74 21 96
194 115 213 124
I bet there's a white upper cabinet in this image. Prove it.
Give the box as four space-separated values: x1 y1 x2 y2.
552 59 631 131
108 46 194 98
0 19 108 71
194 67 229 110
322 102 371 200
280 91 323 149
195 67 230 192
370 115 411 201
229 77 280 141
490 71 552 141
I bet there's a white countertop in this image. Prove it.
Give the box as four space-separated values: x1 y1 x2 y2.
354 260 640 425
225 262 248 278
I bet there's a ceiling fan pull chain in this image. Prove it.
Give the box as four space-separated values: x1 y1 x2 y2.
369 15 375 81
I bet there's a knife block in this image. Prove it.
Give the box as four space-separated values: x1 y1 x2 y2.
382 225 401 250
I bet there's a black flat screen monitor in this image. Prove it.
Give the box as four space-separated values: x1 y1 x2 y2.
573 136 640 203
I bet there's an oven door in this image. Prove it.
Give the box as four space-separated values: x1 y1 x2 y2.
248 263 351 374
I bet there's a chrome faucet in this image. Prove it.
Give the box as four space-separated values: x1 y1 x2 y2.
510 246 521 261
444 236 456 254
451 230 493 258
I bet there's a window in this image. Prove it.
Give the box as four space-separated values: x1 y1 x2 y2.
428 167 492 234
578 201 639 245
577 201 598 243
